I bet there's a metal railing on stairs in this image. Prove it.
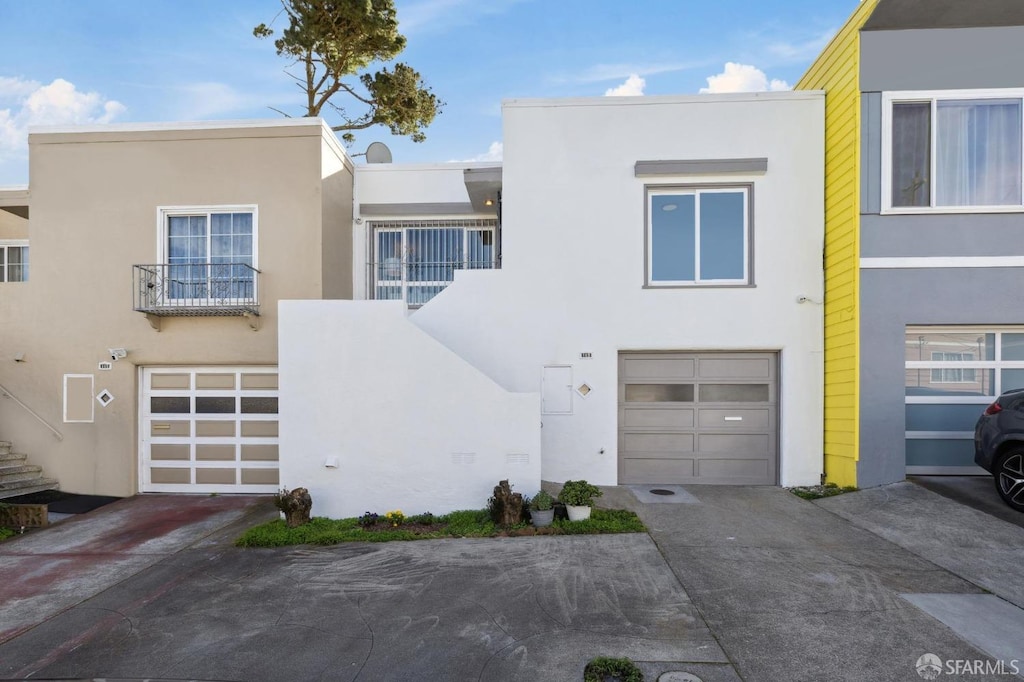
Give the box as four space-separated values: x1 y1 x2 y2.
0 382 64 441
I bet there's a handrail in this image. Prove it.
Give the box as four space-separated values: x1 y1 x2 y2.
0 382 64 441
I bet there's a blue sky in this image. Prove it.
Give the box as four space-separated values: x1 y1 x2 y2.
0 0 859 184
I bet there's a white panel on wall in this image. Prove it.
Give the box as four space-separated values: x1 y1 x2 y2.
542 365 573 415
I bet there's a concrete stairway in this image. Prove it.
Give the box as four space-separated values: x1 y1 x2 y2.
0 441 59 499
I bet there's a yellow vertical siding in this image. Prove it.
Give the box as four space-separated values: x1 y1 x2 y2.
795 0 878 487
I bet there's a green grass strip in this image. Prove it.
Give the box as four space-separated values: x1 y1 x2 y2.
236 507 645 548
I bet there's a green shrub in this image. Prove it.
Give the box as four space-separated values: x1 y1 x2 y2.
530 490 554 511
560 479 603 507
583 656 643 682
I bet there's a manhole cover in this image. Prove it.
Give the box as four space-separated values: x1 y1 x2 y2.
649 489 676 496
659 672 704 682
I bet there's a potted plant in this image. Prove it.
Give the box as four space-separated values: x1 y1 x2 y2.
529 490 555 528
559 479 602 521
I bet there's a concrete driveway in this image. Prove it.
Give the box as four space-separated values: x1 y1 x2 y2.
0 496 735 682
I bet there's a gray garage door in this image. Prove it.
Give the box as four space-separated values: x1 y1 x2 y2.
618 352 778 485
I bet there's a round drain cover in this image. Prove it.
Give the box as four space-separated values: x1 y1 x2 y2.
659 673 704 682
649 489 676 496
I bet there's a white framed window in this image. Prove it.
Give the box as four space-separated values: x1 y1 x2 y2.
0 241 29 282
929 352 976 383
157 206 257 301
369 218 496 306
883 89 1024 212
646 186 750 286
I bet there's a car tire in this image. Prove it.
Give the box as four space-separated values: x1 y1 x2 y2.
994 448 1024 513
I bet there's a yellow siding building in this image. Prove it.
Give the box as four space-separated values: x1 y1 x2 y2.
795 0 878 486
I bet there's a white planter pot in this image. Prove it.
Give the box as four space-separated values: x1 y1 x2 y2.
531 509 555 527
565 504 592 521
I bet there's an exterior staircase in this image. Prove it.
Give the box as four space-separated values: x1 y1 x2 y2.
0 441 59 499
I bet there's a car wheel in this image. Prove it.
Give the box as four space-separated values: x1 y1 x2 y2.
994 448 1024 513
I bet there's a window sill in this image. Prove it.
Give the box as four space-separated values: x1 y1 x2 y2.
881 205 1024 216
644 283 755 289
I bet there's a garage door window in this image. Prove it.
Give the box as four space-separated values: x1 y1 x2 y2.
646 186 750 286
905 328 1024 473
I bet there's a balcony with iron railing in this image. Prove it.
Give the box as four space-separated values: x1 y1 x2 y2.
368 259 495 307
133 263 260 317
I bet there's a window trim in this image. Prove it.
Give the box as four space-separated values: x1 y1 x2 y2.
156 205 258 303
643 183 754 288
881 88 1024 215
0 240 29 283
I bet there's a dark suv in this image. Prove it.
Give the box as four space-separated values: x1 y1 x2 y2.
975 388 1024 512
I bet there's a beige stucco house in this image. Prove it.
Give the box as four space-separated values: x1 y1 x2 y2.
0 119 352 497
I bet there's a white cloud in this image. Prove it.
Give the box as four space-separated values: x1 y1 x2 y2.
699 63 791 94
458 141 503 162
0 77 125 162
604 74 645 97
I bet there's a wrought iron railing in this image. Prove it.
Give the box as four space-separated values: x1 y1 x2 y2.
368 259 495 306
133 263 260 316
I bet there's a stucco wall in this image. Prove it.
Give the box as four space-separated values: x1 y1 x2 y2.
0 120 349 496
278 300 541 519
411 93 825 486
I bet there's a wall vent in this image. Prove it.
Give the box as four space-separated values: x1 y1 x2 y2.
451 452 477 465
506 453 529 465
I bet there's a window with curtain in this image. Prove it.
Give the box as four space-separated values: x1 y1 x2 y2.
0 243 29 282
889 93 1024 209
164 209 255 300
369 219 497 306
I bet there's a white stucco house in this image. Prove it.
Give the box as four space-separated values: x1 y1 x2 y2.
280 91 826 519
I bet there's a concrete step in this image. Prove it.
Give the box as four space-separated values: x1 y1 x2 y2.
0 477 60 500
0 451 27 464
0 441 11 456
0 464 43 483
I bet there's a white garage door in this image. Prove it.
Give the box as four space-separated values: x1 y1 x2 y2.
618 352 778 485
140 367 279 493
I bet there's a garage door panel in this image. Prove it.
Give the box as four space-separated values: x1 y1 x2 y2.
151 444 190 461
196 468 238 485
698 408 772 430
622 356 696 380
241 444 279 461
697 458 771 480
623 407 695 428
621 458 695 481
196 444 236 461
241 468 280 485
151 421 190 437
623 432 694 452
196 421 235 437
698 357 773 379
141 366 279 493
698 433 772 455
151 468 191 484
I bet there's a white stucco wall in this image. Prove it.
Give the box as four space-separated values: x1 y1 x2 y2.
411 92 826 486
279 300 541 519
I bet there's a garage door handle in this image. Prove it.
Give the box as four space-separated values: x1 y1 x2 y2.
153 424 171 430
724 416 743 421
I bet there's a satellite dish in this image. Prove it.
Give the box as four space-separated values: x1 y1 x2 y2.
365 141 393 164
